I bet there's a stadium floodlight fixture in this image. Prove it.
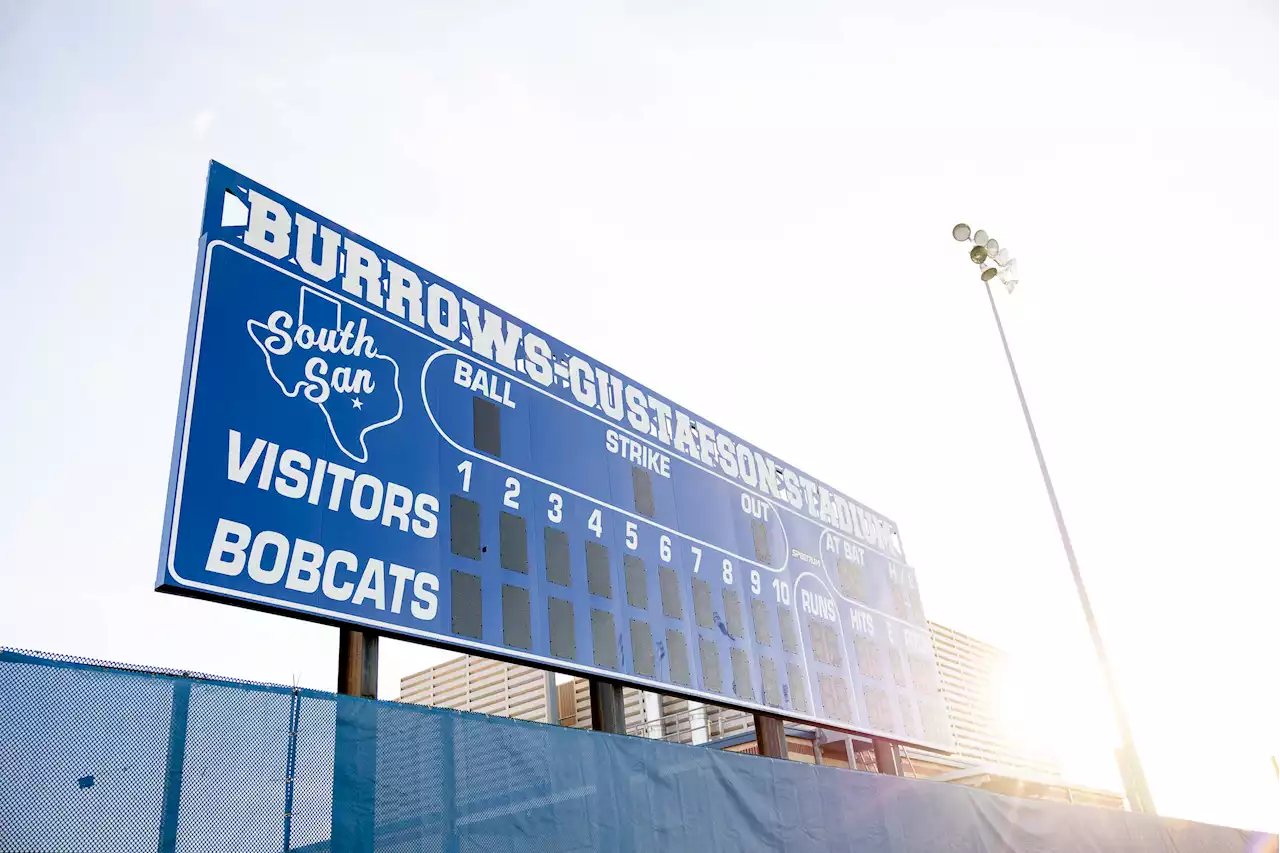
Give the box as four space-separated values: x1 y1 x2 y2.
981 267 999 281
986 238 999 254
952 223 972 241
972 229 989 246
969 245 988 264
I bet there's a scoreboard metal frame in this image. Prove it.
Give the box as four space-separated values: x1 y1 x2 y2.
157 162 954 752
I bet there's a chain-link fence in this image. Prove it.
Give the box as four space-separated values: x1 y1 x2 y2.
0 648 1268 853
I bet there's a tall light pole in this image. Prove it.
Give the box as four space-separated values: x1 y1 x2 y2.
951 224 1156 814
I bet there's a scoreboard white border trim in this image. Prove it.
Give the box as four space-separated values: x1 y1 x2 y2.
162 239 952 752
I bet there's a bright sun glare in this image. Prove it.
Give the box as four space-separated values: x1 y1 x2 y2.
992 654 1119 789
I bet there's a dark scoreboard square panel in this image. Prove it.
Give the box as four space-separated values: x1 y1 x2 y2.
751 598 771 646
667 629 691 686
809 620 842 667
723 590 744 640
854 636 885 681
909 656 938 695
899 695 920 740
451 571 482 639
450 496 482 560
699 639 721 693
821 675 854 723
659 567 682 619
624 555 648 609
586 541 612 598
544 528 571 587
836 556 865 600
502 585 531 650
630 620 655 677
548 598 576 660
760 657 782 707
750 519 770 564
499 512 528 573
891 649 909 688
591 609 617 670
472 396 502 457
779 607 800 654
730 648 753 701
692 578 713 629
631 466 655 518
862 685 892 731
788 663 809 714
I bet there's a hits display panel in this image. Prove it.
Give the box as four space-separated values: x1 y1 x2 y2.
156 161 954 751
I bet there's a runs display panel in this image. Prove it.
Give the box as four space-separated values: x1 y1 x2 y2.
157 162 954 751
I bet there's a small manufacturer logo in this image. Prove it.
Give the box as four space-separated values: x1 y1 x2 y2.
247 289 402 462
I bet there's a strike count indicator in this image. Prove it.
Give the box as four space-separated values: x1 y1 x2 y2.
157 162 954 751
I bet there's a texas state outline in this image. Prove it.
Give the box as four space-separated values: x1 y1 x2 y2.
246 289 403 464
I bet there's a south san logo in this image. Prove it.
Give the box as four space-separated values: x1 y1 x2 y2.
248 289 402 462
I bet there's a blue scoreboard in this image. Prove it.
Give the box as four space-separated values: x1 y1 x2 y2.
158 162 954 751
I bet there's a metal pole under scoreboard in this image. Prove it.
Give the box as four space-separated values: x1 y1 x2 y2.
872 737 902 776
753 713 787 759
337 627 379 698
588 677 626 734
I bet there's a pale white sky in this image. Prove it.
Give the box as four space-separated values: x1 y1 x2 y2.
1 0 1276 834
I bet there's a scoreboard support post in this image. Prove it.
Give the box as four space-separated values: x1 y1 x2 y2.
872 738 902 776
753 713 787 759
544 671 560 725
589 678 626 734
337 627 379 699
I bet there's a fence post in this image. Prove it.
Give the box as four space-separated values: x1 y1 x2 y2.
283 688 301 851
158 680 191 853
442 711 459 853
